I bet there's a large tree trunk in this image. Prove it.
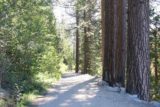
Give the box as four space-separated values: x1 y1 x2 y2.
102 0 116 86
75 9 80 73
115 0 127 87
102 0 127 86
126 0 150 101
102 0 122 86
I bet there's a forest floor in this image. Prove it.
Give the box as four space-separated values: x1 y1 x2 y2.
31 72 158 107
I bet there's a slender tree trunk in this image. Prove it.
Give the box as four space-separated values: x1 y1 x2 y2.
127 0 150 101
101 0 107 81
83 0 92 74
154 31 158 83
75 9 80 73
83 10 88 74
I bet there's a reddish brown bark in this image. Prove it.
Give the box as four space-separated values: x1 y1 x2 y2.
126 0 150 101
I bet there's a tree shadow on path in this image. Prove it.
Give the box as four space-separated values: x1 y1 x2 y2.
31 73 154 107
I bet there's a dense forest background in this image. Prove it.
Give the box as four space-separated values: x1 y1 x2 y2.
0 0 160 107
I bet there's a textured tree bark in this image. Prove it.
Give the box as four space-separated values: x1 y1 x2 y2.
102 0 112 83
102 0 116 86
112 0 118 86
126 0 150 101
75 9 80 73
115 0 127 87
102 0 126 87
101 0 108 81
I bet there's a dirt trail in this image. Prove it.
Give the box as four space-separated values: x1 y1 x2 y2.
31 72 155 107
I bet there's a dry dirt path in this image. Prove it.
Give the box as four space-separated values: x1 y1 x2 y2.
31 72 156 107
